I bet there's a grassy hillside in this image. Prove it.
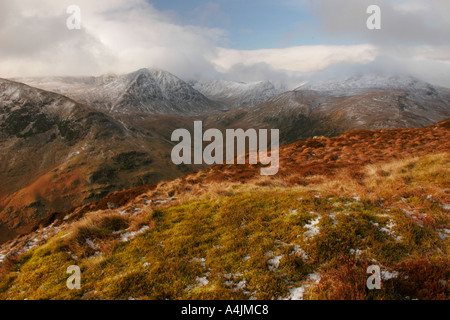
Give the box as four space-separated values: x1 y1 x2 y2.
0 151 448 300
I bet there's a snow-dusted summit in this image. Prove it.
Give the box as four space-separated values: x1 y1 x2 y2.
192 79 279 109
207 73 450 144
296 74 441 96
14 69 223 116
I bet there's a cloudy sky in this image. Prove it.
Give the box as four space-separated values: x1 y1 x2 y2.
1 0 449 87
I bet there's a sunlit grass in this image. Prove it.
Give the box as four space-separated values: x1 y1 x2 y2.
0 153 448 300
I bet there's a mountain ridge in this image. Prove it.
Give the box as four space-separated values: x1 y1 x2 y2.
191 79 280 109
206 74 450 144
12 69 224 116
297 74 435 91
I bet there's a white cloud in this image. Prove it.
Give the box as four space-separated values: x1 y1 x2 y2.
0 0 226 79
214 45 378 73
304 54 450 88
0 0 449 88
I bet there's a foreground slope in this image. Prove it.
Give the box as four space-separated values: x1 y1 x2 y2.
0 119 448 300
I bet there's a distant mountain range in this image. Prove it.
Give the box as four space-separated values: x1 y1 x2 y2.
17 71 282 113
206 74 450 144
14 68 224 116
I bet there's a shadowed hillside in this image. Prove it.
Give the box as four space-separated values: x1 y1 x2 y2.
0 79 208 243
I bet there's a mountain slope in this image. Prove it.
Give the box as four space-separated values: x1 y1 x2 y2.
0 119 448 300
0 78 205 243
206 75 450 144
192 79 279 109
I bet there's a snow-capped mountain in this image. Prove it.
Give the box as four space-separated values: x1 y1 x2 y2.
206 74 450 144
296 74 443 96
14 69 223 116
191 79 280 109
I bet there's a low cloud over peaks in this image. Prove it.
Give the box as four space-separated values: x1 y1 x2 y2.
1 0 449 88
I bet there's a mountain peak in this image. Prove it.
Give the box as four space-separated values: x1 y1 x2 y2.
11 68 222 116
